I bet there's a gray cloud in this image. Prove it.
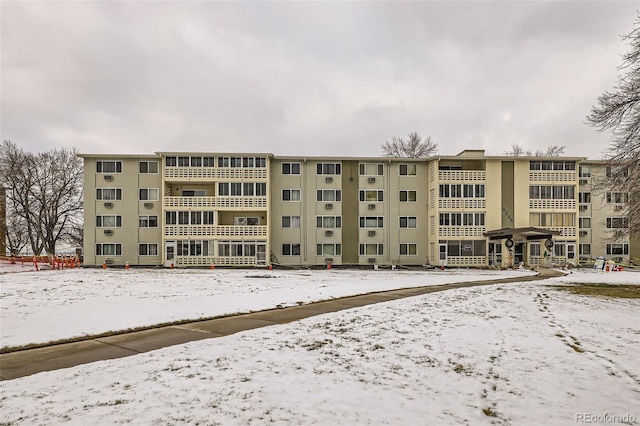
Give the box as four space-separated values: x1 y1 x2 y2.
1 1 637 158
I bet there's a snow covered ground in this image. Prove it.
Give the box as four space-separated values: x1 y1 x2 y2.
0 266 535 349
1 269 639 425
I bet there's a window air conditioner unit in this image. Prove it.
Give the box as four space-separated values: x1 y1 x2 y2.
614 205 623 211
325 230 333 236
325 203 333 210
325 176 333 183
368 258 377 263
144 202 154 208
367 203 376 210
367 177 376 183
579 179 588 185
613 257 623 263
368 230 376 236
579 205 588 211
104 259 114 265
325 258 333 263
104 229 113 236
104 175 114 181
579 231 587 236
104 202 114 208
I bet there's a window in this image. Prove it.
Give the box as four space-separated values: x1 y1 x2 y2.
282 216 301 228
579 165 591 177
282 189 301 201
529 185 575 199
399 190 417 202
606 243 629 255
165 157 177 167
139 188 159 201
139 161 158 173
316 163 341 175
317 190 341 202
579 217 591 229
316 216 342 228
399 164 417 176
359 216 384 228
399 217 417 228
139 215 158 227
96 188 122 200
203 157 215 167
606 192 629 203
96 161 122 173
203 212 215 225
282 163 301 175
444 240 486 256
230 157 242 168
606 166 628 177
282 244 301 256
218 182 265 197
190 157 202 167
317 244 341 256
529 213 576 227
178 156 190 167
359 163 383 176
461 184 485 198
606 217 629 229
176 240 209 256
96 215 122 227
531 161 574 171
579 244 591 256
530 243 541 256
218 241 257 257
399 243 417 256
139 243 159 256
359 244 383 256
578 192 591 203
439 213 462 226
359 190 384 202
166 211 177 225
95 243 122 256
462 213 485 226
233 217 259 226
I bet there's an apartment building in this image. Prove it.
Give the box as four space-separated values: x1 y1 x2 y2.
79 150 636 268
578 161 633 264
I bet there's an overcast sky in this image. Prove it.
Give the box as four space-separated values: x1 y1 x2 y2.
1 1 637 159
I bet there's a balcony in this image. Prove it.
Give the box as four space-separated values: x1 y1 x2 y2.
529 199 576 210
438 226 486 237
164 167 267 181
438 199 486 209
176 256 258 267
438 170 486 182
164 225 267 238
164 196 267 209
529 171 577 182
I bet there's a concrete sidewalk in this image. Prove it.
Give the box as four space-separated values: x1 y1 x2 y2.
0 268 564 380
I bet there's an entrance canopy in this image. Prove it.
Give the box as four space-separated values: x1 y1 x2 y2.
483 227 561 241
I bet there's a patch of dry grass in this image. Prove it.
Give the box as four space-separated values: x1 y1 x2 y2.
547 283 640 299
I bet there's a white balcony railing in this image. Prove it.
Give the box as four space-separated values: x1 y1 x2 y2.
529 171 577 182
438 170 486 182
438 226 486 237
164 196 267 209
164 167 267 180
438 199 486 209
445 256 487 266
547 226 577 237
529 199 576 210
176 256 258 267
164 225 267 237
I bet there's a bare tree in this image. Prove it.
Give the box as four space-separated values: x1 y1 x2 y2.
5 210 29 255
382 132 438 158
0 141 83 255
587 14 640 237
503 144 566 157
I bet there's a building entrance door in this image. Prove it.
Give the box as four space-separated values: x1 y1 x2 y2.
165 241 177 267
438 243 447 266
256 244 267 266
514 243 526 266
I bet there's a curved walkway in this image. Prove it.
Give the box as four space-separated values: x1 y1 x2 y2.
0 268 564 380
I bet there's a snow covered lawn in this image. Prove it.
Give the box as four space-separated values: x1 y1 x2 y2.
0 270 638 425
0 266 535 349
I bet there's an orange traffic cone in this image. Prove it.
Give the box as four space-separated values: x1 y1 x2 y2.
210 264 215 270
102 261 107 269
327 262 332 270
